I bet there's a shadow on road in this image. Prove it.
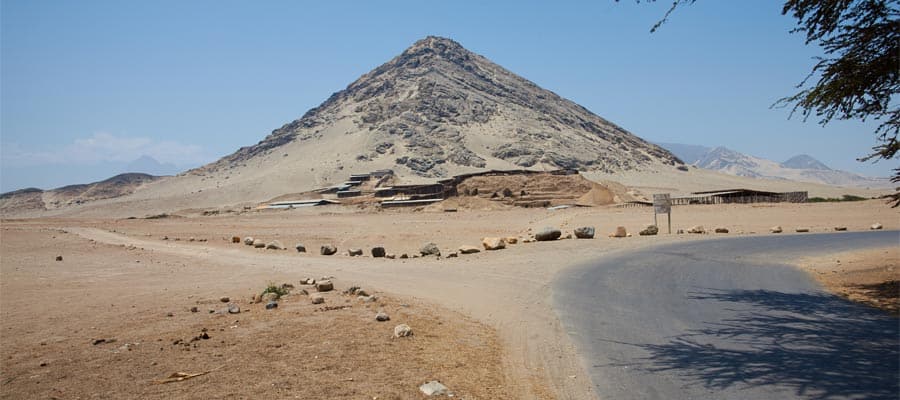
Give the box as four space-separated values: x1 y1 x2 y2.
639 289 899 399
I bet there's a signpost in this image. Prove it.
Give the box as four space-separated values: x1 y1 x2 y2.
653 193 672 234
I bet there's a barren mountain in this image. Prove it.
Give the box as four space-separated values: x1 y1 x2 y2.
0 173 162 215
658 143 892 189
200 36 680 179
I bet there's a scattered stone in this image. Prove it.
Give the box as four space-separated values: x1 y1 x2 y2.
385 253 396 259
574 226 595 239
639 225 659 236
232 236 241 243
243 237 254 246
394 324 413 338
482 237 506 250
871 223 883 230
522 238 536 243
459 245 480 254
714 227 729 234
505 237 518 244
610 226 627 238
834 226 848 231
253 239 265 248
770 226 783 233
166 312 174 317
687 226 705 234
371 246 386 258
311 294 325 304
92 338 107 345
295 243 306 253
676 229 685 234
220 297 230 303
300 278 314 285
400 253 409 259
356 289 369 297
420 242 441 257
535 227 562 241
227 303 240 314
55 255 63 261
190 306 198 313
344 286 361 295
297 288 308 296
348 248 363 256
316 281 334 292
189 237 196 242
375 312 390 322
265 301 278 310
266 240 285 250
446 252 458 258
419 381 450 396
320 244 338 255
358 295 377 303
796 227 810 233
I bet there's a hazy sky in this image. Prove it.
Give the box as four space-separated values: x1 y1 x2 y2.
1 0 894 192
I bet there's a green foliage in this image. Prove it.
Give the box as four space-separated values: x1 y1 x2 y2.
777 0 899 206
807 194 869 202
260 283 290 300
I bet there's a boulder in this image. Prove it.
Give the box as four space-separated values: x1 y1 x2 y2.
253 239 265 248
420 242 441 257
385 253 396 259
796 227 810 233
310 294 325 304
639 225 659 236
458 245 481 254
419 381 450 396
371 246 386 258
400 253 409 259
266 240 285 250
770 226 783 233
505 237 518 244
348 248 363 257
358 295 377 303
316 281 334 292
55 255 63 261
714 227 729 234
265 301 278 310
834 226 848 231
394 324 413 338
446 252 458 258
871 223 883 230
482 237 506 250
320 244 337 256
535 227 562 241
375 312 390 322
243 237 254 246
220 296 230 303
610 226 627 238
687 226 705 234
232 236 241 243
574 226 595 239
227 303 241 314
295 243 306 253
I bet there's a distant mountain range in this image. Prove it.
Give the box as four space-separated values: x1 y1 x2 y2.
657 142 892 189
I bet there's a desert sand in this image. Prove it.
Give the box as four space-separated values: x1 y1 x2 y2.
1 199 897 399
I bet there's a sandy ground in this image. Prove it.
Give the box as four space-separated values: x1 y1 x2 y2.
1 200 897 399
799 246 900 315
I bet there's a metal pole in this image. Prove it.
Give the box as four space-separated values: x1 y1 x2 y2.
668 211 672 234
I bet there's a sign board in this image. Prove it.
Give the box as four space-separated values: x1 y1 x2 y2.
653 193 671 214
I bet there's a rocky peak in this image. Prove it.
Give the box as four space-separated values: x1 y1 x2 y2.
208 36 682 178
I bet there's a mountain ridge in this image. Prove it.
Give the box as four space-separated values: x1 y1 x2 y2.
657 142 891 188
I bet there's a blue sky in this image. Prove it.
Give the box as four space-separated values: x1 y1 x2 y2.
1 0 893 191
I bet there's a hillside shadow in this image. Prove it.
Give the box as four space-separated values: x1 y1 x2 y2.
637 289 899 399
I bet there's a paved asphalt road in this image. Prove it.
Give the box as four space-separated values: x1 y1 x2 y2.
554 231 899 400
